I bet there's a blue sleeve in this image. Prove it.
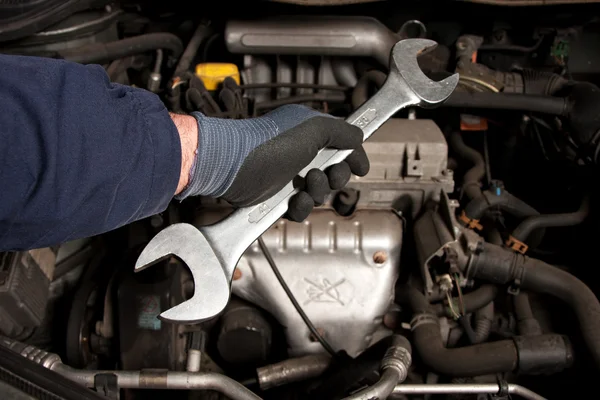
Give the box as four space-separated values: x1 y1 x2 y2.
0 54 181 251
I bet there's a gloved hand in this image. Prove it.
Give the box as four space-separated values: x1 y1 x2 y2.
176 104 369 221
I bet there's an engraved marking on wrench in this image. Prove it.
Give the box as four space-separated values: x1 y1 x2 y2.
352 108 377 129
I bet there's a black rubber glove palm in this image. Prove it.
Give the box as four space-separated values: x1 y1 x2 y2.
176 105 369 221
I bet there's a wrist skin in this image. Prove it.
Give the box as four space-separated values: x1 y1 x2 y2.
169 113 198 195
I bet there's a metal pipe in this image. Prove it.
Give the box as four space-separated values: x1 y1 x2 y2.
0 338 260 400
392 383 546 400
343 335 412 400
257 354 331 390
225 17 399 67
53 364 260 399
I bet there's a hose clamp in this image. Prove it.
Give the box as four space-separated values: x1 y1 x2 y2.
381 346 412 381
508 262 526 296
505 235 528 254
497 378 510 397
458 210 483 231
410 313 438 330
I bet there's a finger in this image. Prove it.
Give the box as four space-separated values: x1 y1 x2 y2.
345 146 370 177
299 117 364 150
286 191 314 222
305 169 330 205
326 162 352 190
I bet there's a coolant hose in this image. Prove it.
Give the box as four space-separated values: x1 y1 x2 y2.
410 288 518 376
468 242 600 369
433 284 498 317
511 195 590 243
408 288 572 376
474 301 494 343
342 335 412 400
174 22 211 78
464 188 539 221
58 33 184 65
448 132 486 200
514 293 543 336
444 92 568 115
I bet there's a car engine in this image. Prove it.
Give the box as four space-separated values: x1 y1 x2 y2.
2 0 600 399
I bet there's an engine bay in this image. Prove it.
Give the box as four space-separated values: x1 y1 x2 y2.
2 0 600 399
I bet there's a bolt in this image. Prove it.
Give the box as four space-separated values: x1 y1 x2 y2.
373 251 388 264
233 269 242 281
384 312 400 329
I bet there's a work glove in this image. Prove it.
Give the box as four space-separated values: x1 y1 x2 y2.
176 104 369 221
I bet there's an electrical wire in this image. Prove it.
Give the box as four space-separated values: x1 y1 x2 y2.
454 274 466 315
446 291 460 320
257 237 338 357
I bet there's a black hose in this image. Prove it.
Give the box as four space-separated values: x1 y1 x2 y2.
309 336 397 399
514 293 543 336
448 132 486 200
174 22 211 78
474 302 494 343
458 316 478 344
511 195 590 242
58 33 183 65
409 289 518 376
468 242 600 369
409 288 572 376
444 92 568 116
433 284 498 317
464 188 539 221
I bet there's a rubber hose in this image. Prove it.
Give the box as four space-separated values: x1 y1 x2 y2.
522 69 569 96
448 132 486 200
469 242 600 369
409 289 519 376
58 33 184 65
352 70 387 110
474 302 494 343
514 293 543 336
433 284 498 317
444 92 568 116
464 188 539 221
309 336 396 399
511 195 590 242
174 22 211 78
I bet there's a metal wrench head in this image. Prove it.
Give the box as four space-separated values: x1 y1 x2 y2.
134 223 230 323
390 38 459 106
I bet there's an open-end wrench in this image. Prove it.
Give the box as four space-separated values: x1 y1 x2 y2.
135 38 459 324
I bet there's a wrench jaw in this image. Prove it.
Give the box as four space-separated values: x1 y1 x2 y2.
134 223 232 324
391 38 459 107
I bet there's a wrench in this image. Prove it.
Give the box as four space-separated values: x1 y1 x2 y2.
135 38 459 324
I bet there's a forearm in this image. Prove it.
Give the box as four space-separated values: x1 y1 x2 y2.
0 54 182 251
170 113 198 195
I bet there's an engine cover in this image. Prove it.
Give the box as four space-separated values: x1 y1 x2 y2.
232 209 402 357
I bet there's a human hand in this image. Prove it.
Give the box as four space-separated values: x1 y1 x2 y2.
175 104 369 221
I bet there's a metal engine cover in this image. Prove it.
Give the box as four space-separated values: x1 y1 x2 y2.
232 209 402 357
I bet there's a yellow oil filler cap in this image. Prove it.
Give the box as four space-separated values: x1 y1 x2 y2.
195 63 240 90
